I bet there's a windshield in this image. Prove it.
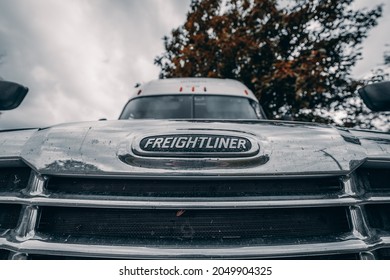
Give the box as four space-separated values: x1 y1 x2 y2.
119 95 263 120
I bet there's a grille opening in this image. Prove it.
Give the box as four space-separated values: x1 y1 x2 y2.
358 167 390 192
374 248 390 260
37 206 351 245
46 176 343 197
0 250 9 260
366 204 390 231
0 167 31 192
0 204 22 231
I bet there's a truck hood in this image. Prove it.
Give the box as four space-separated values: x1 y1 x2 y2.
1 120 389 176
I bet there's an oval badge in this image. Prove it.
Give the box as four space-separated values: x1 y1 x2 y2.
133 133 259 157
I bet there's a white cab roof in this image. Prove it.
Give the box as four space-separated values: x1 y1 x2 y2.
131 78 258 101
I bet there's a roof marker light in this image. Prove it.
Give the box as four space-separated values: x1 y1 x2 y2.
179 87 183 92
192 86 195 92
244 90 249 95
204 87 207 92
137 90 142 95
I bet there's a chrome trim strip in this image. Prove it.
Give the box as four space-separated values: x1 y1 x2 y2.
3 191 390 209
0 157 26 167
0 195 359 209
4 232 390 259
0 237 370 259
3 193 390 209
366 197 390 202
34 173 350 179
364 158 390 165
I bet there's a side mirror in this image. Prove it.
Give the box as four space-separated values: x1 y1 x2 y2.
358 81 390 112
0 80 29 110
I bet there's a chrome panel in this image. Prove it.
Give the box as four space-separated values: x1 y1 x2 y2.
0 121 388 177
17 120 388 176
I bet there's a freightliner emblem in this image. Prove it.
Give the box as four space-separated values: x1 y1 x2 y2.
134 134 259 157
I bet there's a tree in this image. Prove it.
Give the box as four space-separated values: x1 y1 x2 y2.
155 0 387 129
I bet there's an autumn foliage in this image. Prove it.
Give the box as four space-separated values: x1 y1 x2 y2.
156 0 388 129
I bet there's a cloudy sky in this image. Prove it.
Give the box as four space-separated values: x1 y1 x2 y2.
0 0 389 129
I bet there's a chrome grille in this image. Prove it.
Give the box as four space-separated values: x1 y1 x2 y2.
1 162 390 259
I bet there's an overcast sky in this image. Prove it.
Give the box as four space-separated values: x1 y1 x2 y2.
0 0 389 129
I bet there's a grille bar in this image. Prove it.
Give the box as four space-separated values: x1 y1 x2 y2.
29 252 361 260
0 195 362 209
0 237 373 259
